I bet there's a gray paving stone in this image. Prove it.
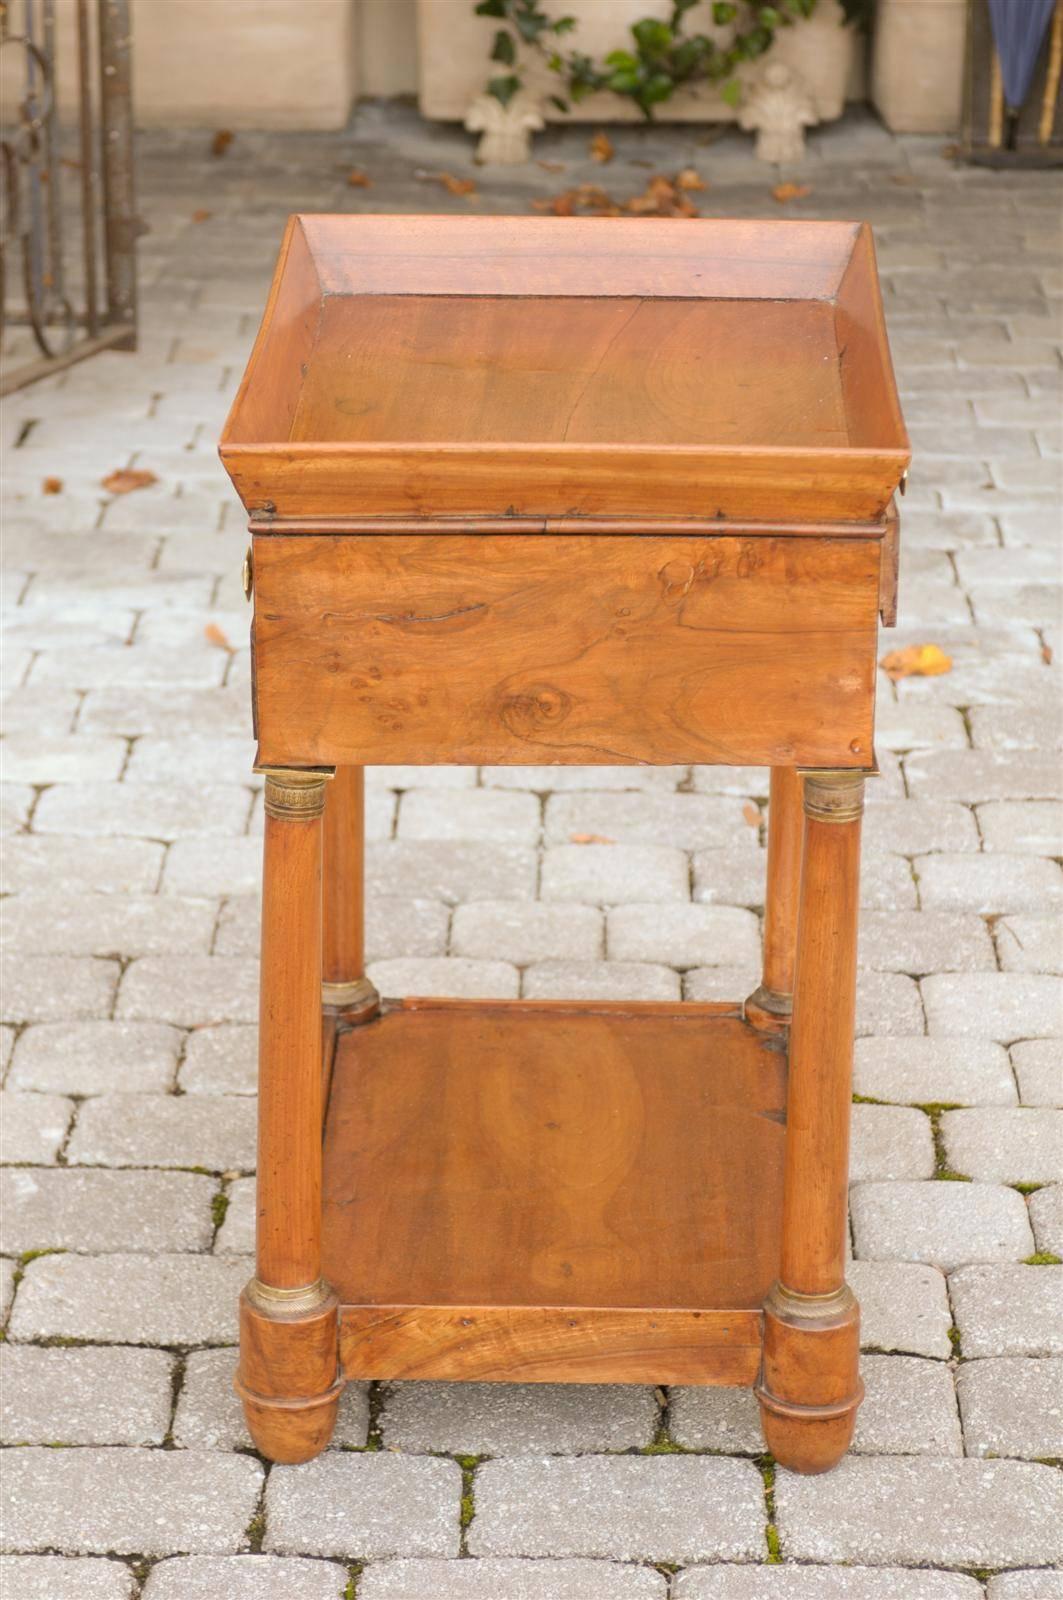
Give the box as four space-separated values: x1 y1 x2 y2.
690 839 767 910
683 966 759 1002
998 916 1063 976
67 1092 256 1172
0 1024 13 1072
0 735 126 784
142 1556 349 1599
905 749 1062 804
774 1457 1063 1567
397 789 540 845
923 975 1062 1041
1 893 215 958
468 1456 765 1561
0 1168 214 1253
669 1385 761 1452
674 1567 983 1598
979 801 1063 855
847 1261 954 1359
986 1574 1063 1599
451 902 603 963
8 1022 182 1095
265 1454 462 1559
958 1356 1063 1460
0 1090 73 1163
606 904 759 968
854 1037 1017 1106
540 844 690 905
0 956 118 1023
0 835 164 895
124 735 257 787
916 855 1063 915
8 1253 246 1346
950 1266 1063 1357
32 781 251 840
369 766 478 791
0 1447 262 1555
381 1382 657 1456
79 685 247 739
173 1348 369 1450
1 783 34 834
1013 1041 1063 1107
850 1181 1035 1269
367 958 519 1000
522 960 680 1001
857 911 995 975
1029 1185 1063 1257
544 791 742 850
854 1354 962 1455
117 957 258 1026
851 1105 936 1181
0 1345 173 1444
0 1557 137 1599
161 837 260 897
854 971 925 1039
862 798 979 855
484 765 686 793
365 840 538 904
360 1558 667 1599
941 1108 1063 1184
0 1257 16 1321
179 1026 256 1095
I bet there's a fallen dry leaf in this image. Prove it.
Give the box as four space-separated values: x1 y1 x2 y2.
589 131 614 164
191 208 212 224
101 468 158 496
532 172 700 219
1042 642 1054 665
890 172 917 186
41 476 63 495
742 801 760 828
570 832 615 845
347 168 372 188
772 182 811 204
941 141 960 160
211 129 234 158
879 642 953 682
675 167 706 192
420 171 477 197
204 622 234 652
536 159 566 173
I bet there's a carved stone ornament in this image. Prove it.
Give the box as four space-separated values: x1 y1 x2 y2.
465 89 545 166
738 60 819 165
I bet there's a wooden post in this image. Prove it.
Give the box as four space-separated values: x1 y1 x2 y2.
746 766 803 1032
235 766 343 1463
322 764 379 1021
757 768 866 1474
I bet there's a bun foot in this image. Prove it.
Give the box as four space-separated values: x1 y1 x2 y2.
755 1280 862 1475
237 1382 343 1464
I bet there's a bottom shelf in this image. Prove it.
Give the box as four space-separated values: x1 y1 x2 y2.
322 997 787 1385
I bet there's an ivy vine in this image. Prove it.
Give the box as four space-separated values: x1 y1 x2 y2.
475 0 868 120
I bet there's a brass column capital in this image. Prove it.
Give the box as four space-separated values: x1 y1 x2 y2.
800 769 867 825
256 766 334 822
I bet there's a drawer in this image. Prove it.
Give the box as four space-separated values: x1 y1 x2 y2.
251 532 881 768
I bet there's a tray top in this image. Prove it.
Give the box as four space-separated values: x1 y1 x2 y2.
220 215 909 526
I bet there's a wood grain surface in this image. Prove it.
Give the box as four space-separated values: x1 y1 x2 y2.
251 531 881 768
322 999 787 1321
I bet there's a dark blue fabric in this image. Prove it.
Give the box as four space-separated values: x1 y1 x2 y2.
987 0 1056 109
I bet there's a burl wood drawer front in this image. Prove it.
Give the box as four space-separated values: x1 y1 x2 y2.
251 532 881 768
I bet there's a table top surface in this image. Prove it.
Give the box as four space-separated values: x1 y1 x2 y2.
220 215 909 526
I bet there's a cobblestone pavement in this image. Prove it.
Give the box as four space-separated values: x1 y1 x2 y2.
2 102 1061 1598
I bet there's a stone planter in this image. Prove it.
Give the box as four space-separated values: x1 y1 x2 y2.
417 0 857 164
871 0 966 134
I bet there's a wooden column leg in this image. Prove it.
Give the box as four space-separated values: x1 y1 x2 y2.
756 769 866 1475
236 766 343 1464
322 765 379 1022
746 767 803 1033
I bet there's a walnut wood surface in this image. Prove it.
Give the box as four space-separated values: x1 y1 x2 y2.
322 765 366 988
338 1304 763 1387
762 767 805 1005
219 215 909 522
322 999 786 1330
252 532 880 769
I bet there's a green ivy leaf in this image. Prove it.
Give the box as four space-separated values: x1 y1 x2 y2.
548 93 570 111
607 68 643 93
491 28 516 64
553 15 577 32
721 75 742 106
758 5 781 26
604 48 639 70
642 72 676 102
488 72 521 105
514 5 551 41
712 1 737 22
632 18 674 55
475 0 508 16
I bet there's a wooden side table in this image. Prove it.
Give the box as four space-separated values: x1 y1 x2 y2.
220 215 909 1475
